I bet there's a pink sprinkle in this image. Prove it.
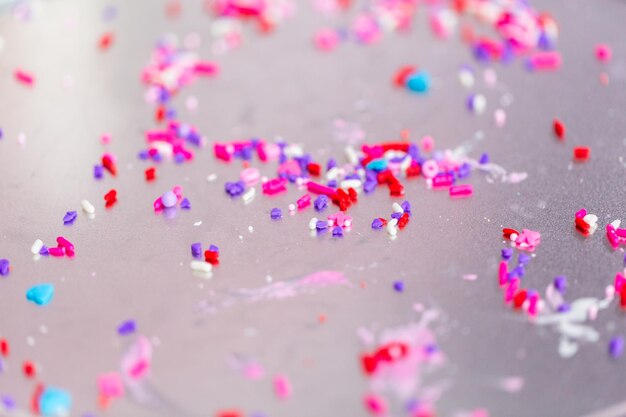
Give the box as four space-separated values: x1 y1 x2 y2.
56 236 75 257
214 143 232 162
193 61 219 76
273 375 291 400
240 167 260 186
363 393 387 415
48 247 65 257
14 69 34 86
432 173 454 189
505 278 520 303
498 261 508 286
306 181 337 198
527 51 562 71
296 194 311 210
527 292 539 316
614 273 625 292
595 44 612 62
328 211 352 227
98 372 124 398
462 274 477 281
514 229 541 252
314 28 340 51
277 159 302 177
262 178 287 195
449 184 473 199
100 133 111 144
421 136 435 152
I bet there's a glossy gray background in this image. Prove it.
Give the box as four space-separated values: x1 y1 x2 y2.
1 0 626 416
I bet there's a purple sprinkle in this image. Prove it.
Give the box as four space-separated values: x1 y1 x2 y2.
393 280 404 292
174 153 185 164
63 211 77 226
1 395 15 410
0 259 9 276
518 253 530 265
117 320 136 336
180 198 191 209
557 303 571 313
0 357 3 372
327 179 337 188
513 265 525 278
363 180 377 194
457 162 472 179
501 248 513 260
152 152 162 162
138 150 149 160
191 243 202 258
553 276 567 293
94 165 104 179
225 181 245 197
424 343 438 354
623 253 626 267
332 226 343 237
314 195 328 212
39 246 49 256
0 128 3 139
609 336 624 358
371 218 383 230
390 212 402 220
270 208 282 220
326 158 337 171
401 200 411 215
316 220 328 230
479 153 490 164
209 244 219 253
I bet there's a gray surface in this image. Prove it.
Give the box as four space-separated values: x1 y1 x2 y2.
1 0 626 416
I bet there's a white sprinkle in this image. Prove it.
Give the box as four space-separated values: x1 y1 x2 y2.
242 187 256 205
344 146 359 165
194 221 202 226
248 226 254 233
392 203 404 214
309 218 318 230
81 199 95 214
31 239 43 255
190 260 212 274
340 179 362 189
26 336 35 346
207 173 217 182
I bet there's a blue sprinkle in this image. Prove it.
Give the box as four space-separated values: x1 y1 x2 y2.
26 284 55 306
365 159 387 171
405 71 431 93
39 387 72 417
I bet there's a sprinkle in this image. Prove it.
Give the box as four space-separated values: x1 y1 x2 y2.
98 32 114 50
467 94 487 115
48 247 64 257
270 208 282 220
190 260 212 274
31 239 43 255
553 118 565 140
371 218 383 230
98 373 124 399
273 375 291 400
56 236 75 256
39 246 49 256
63 211 77 225
363 393 387 415
609 336 624 358
297 194 311 210
405 71 431 94
39 387 72 416
332 226 343 237
393 281 404 292
104 189 118 207
501 248 513 260
191 243 202 258
526 51 562 71
209 245 219 253
180 197 191 209
316 220 328 231
145 167 156 181
554 276 567 293
26 284 55 306
573 147 590 161
14 69 34 86
94 165 104 179
595 44 612 62
449 184 473 199
314 195 328 212
0 259 9 276
81 200 95 214
117 320 137 336
225 181 245 197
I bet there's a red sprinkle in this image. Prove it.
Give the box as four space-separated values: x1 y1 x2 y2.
0 338 9 357
307 163 321 177
573 146 590 161
98 32 114 50
502 228 519 239
104 189 118 207
31 383 45 414
204 250 219 265
145 167 156 181
23 361 36 378
393 65 417 87
553 118 565 140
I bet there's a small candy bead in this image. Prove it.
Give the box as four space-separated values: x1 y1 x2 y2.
393 281 404 292
117 320 136 336
609 336 624 358
270 208 282 220
0 259 9 276
553 118 565 140
191 243 202 258
406 71 431 94
161 191 177 208
595 44 612 62
449 184 473 199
